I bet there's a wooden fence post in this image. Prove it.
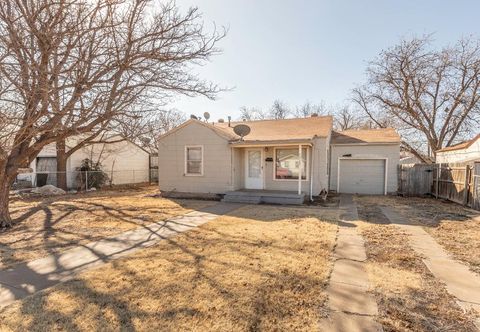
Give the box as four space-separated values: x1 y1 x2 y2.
463 165 469 206
435 163 440 199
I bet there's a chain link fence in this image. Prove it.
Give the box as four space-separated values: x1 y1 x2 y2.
14 169 152 191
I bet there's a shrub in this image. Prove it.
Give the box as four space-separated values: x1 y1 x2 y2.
76 159 109 190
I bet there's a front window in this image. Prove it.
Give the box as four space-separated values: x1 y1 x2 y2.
185 146 203 175
275 148 307 180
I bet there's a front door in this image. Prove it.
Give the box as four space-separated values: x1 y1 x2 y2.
245 149 263 189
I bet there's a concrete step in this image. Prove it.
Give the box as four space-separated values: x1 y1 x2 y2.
222 195 262 204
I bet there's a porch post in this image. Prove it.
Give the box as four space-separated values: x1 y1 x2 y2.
298 144 302 195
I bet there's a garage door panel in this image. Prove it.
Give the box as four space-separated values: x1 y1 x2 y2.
339 159 385 195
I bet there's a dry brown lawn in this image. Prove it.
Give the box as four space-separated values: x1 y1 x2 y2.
356 199 478 332
1 185 214 269
355 195 480 275
0 205 338 331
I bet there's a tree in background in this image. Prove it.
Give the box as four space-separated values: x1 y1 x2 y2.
238 100 328 121
294 101 328 118
353 36 480 162
268 100 291 119
0 0 225 227
239 106 266 121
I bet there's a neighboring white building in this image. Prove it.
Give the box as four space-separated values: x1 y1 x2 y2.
436 134 480 164
157 117 401 202
24 136 150 189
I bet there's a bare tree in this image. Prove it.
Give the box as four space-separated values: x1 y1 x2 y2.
135 109 187 152
333 106 359 130
268 99 290 119
0 0 225 227
294 101 327 118
353 36 480 162
238 106 266 121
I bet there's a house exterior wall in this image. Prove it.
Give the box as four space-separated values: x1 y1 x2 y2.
436 140 480 163
68 140 150 187
329 143 400 194
27 139 149 188
158 122 233 193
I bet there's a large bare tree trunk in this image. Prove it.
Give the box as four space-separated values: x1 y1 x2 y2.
0 170 14 228
56 139 68 190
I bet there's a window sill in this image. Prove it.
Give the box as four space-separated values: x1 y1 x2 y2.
184 173 204 177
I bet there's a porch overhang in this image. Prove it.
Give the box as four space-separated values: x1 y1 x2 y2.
229 139 313 147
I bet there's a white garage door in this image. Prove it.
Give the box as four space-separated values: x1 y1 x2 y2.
339 159 385 195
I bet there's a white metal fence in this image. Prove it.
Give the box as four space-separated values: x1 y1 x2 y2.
14 169 151 191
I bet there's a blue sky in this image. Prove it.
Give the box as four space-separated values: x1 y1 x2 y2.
172 0 480 121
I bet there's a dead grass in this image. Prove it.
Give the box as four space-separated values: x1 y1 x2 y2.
356 195 480 276
356 200 478 332
1 185 214 269
0 205 337 331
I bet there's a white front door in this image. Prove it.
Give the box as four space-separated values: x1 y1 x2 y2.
245 149 263 189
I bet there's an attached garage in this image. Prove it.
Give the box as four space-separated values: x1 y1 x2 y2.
329 129 401 195
337 158 386 195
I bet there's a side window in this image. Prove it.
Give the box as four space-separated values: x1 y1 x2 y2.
185 146 203 176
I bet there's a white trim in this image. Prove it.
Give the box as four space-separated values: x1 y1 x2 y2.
330 142 399 146
272 146 310 182
231 142 313 148
337 157 388 195
184 145 204 176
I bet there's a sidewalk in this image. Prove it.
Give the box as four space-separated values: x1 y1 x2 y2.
0 202 242 309
319 195 382 332
381 206 480 329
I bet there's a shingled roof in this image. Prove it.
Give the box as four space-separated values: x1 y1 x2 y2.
214 116 333 143
331 128 400 144
436 134 480 152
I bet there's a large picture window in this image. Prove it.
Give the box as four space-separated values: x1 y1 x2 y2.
185 146 203 176
275 148 307 180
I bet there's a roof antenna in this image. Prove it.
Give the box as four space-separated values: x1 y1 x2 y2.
228 116 231 127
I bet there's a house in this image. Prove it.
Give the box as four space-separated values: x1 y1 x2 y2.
157 116 400 204
21 136 151 189
436 134 480 164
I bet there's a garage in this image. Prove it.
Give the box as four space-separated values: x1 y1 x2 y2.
338 158 386 195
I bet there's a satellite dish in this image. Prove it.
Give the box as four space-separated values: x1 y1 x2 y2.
190 114 198 120
233 124 251 140
203 112 210 121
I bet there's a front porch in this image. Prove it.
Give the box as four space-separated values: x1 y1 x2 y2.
222 189 306 205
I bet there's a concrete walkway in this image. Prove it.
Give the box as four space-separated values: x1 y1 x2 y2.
0 202 242 309
319 195 382 332
381 206 480 328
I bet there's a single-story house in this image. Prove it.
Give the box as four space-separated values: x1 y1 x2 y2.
20 136 151 189
157 116 400 203
436 134 480 164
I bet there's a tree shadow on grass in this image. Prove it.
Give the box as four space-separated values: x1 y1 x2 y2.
0 203 336 331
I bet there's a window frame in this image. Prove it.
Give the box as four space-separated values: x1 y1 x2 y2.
273 147 309 181
184 145 204 176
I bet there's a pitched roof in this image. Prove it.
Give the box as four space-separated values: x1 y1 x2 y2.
436 134 480 153
331 128 400 144
213 116 333 142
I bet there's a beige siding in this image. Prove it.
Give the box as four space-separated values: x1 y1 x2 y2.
158 122 233 193
330 144 400 194
232 148 244 190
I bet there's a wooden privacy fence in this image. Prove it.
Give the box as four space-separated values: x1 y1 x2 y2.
398 164 434 196
398 162 480 210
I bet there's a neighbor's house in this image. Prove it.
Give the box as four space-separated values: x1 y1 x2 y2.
157 116 400 203
23 136 150 189
436 134 480 164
